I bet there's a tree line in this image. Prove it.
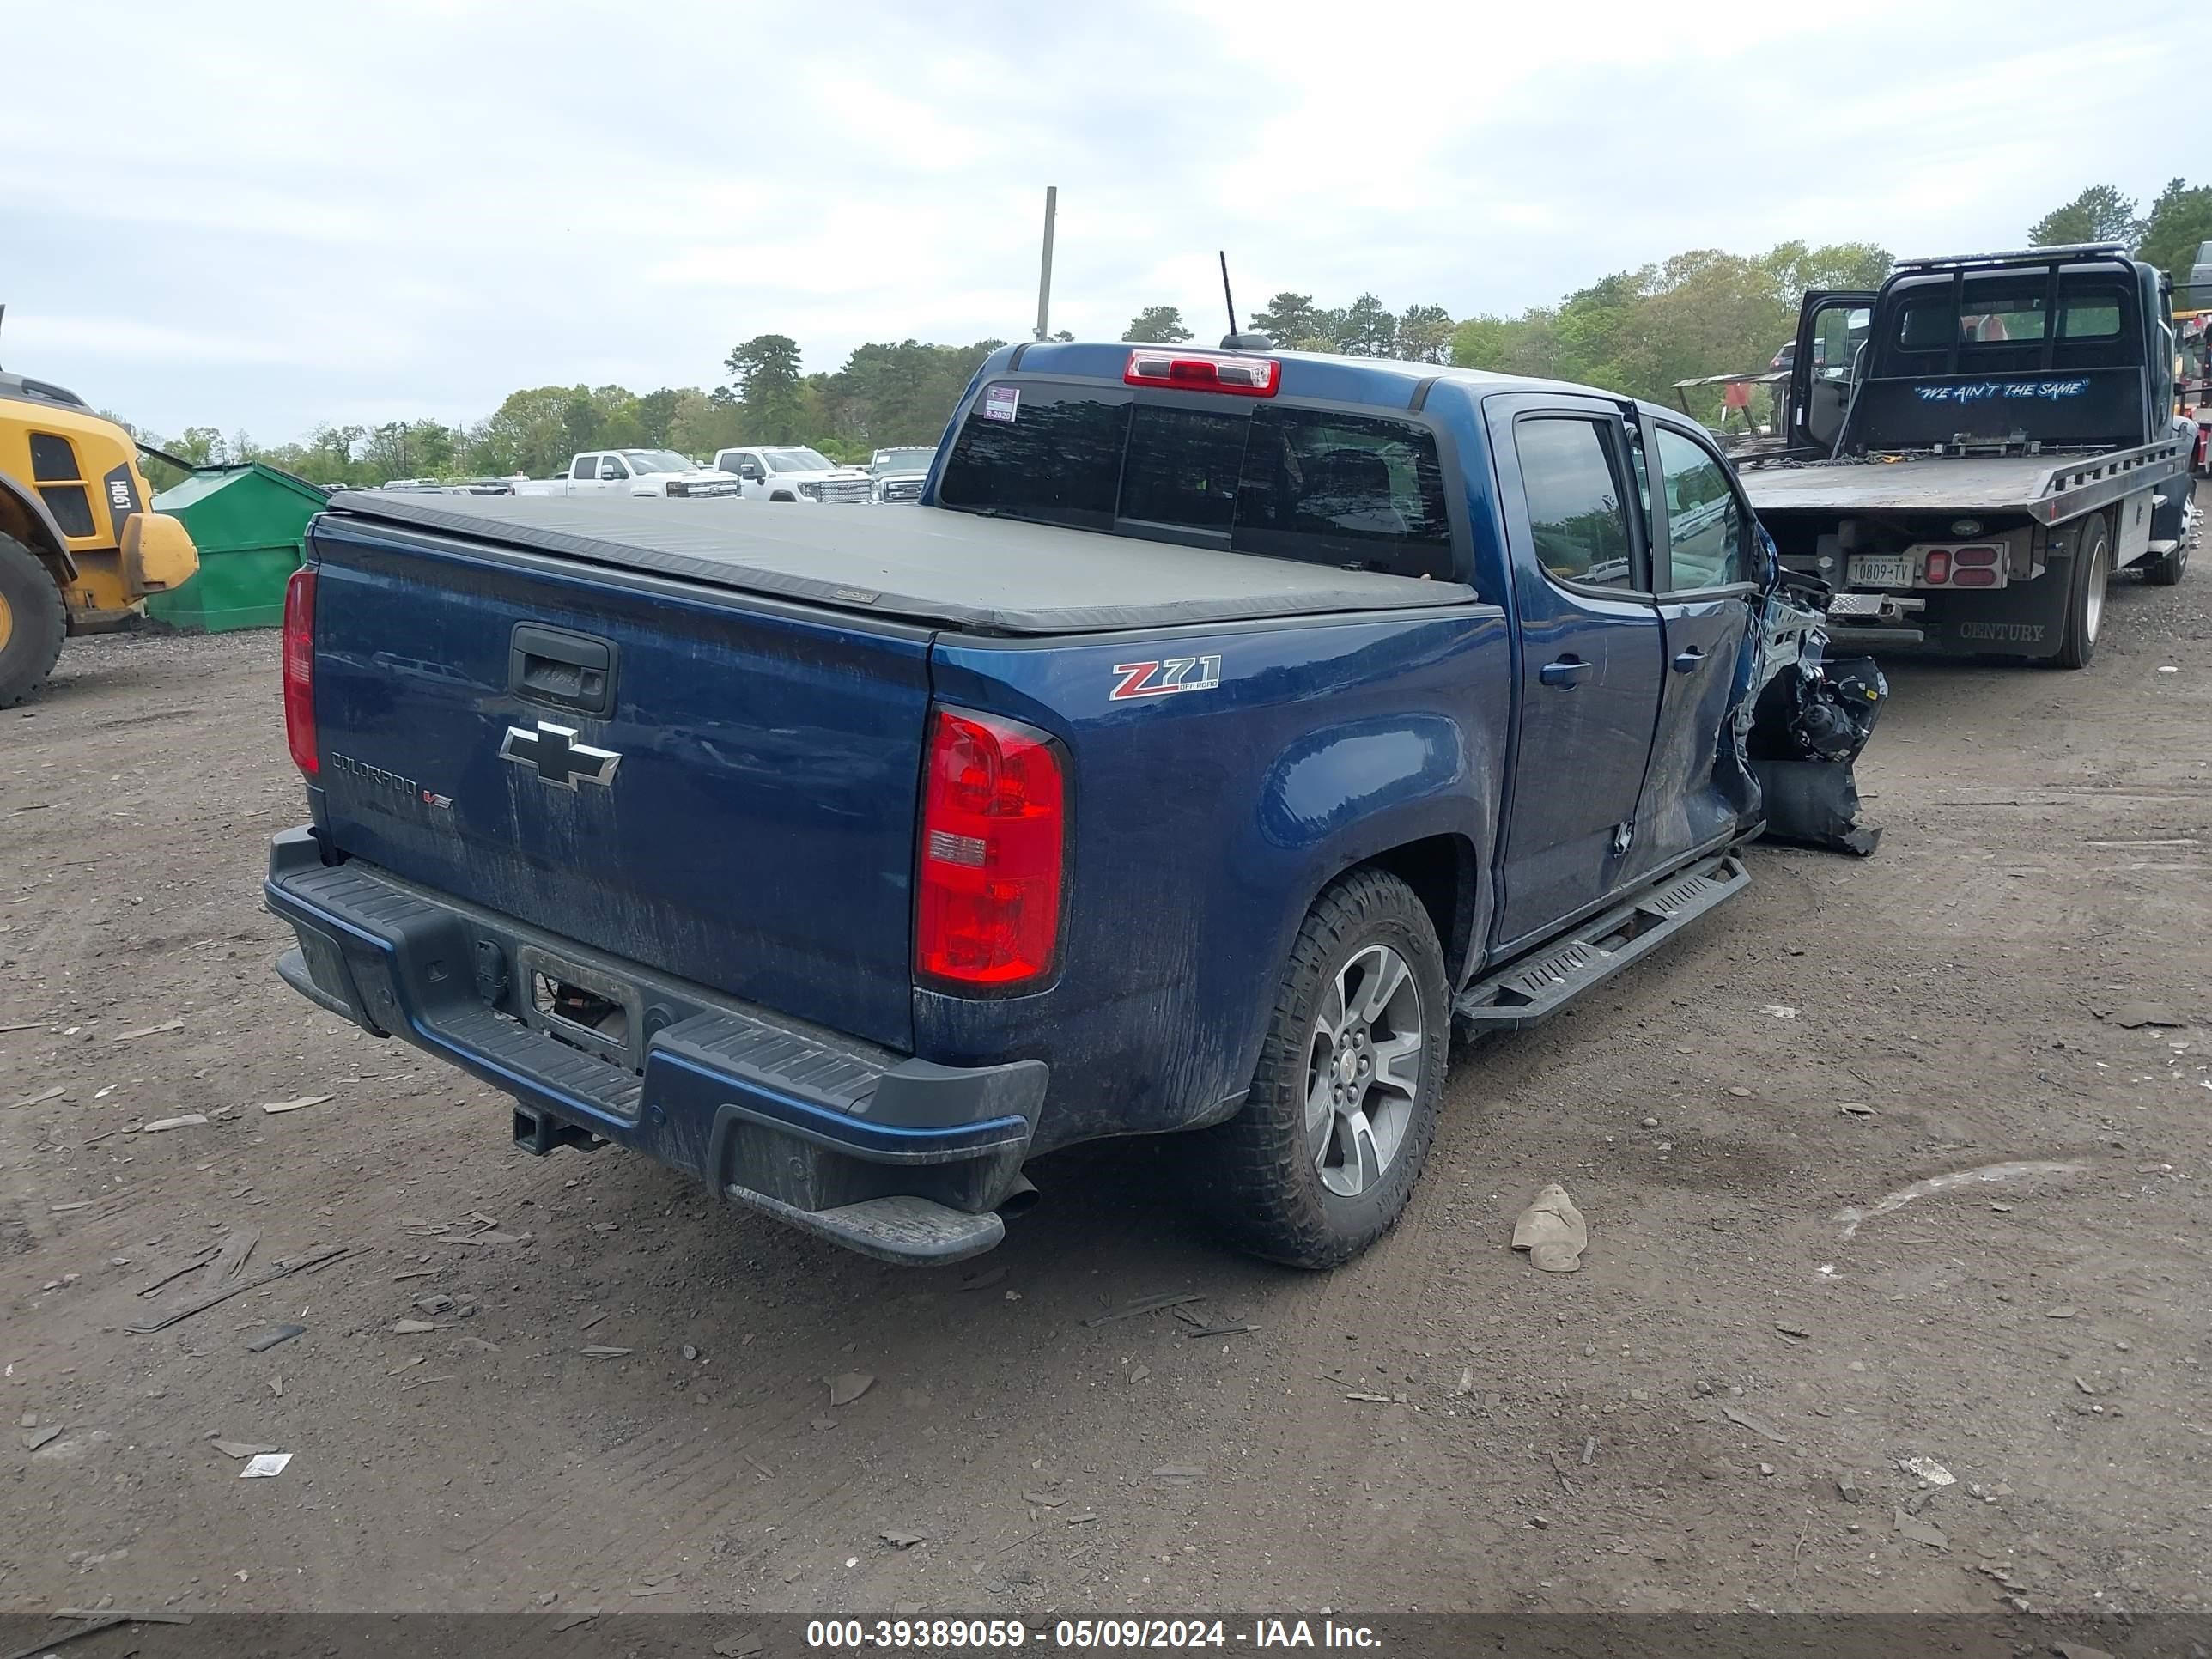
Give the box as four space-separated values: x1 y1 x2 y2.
136 337 1013 491
1443 240 1893 422
137 179 2212 490
2028 179 2212 290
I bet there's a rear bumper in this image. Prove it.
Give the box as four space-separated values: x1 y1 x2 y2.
1808 571 2075 659
264 826 1045 1264
1820 623 1926 652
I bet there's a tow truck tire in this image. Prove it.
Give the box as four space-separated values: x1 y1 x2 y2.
0 532 68 710
2052 513 2112 671
1192 867 1449 1269
2138 523 2188 587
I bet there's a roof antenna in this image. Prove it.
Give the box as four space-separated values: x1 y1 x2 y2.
1218 253 1272 351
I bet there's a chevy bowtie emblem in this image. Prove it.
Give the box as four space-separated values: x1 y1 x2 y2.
499 721 621 791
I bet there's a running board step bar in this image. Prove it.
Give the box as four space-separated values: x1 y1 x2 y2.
1453 853 1750 1034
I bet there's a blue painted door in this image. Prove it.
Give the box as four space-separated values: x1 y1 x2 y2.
1623 418 1764 881
1484 393 1665 952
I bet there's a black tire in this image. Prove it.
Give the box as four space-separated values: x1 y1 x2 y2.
1192 867 1449 1269
2052 512 2112 671
2138 523 2188 586
0 532 67 710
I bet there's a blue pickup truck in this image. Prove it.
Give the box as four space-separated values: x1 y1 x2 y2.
265 342 1838 1269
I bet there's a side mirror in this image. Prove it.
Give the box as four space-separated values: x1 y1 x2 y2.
740 464 764 482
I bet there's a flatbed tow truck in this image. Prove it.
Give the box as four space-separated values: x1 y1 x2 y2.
1736 244 2192 667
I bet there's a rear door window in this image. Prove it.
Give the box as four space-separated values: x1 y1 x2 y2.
938 382 1457 579
571 454 597 480
1512 416 1638 592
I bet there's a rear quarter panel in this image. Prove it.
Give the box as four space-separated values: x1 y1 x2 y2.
922 607 1510 1151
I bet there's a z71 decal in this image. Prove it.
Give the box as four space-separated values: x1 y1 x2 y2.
1109 655 1224 702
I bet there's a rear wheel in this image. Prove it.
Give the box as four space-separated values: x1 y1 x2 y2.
0 533 67 709
2138 509 2189 586
2052 513 2111 670
1192 867 1449 1268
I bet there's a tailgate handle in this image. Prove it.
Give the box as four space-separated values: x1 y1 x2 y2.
509 624 617 718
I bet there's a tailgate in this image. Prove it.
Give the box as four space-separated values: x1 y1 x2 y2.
304 514 931 1050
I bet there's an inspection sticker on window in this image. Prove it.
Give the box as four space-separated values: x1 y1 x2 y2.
981 385 1020 422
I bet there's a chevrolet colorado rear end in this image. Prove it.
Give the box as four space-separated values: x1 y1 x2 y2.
268 342 1820 1268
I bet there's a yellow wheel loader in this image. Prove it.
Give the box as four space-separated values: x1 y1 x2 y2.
1 366 200 707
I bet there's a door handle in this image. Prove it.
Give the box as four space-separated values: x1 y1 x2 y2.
1539 655 1589 689
1672 646 1707 674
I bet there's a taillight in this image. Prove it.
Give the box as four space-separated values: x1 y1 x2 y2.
915 708 1066 990
1950 544 2000 587
282 566 318 776
1124 349 1279 397
1923 549 1951 585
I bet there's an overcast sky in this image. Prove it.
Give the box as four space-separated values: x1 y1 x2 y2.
0 0 2168 445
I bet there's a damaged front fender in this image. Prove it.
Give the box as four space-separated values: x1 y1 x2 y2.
1736 566 1887 856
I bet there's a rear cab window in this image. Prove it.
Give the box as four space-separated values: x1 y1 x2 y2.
937 380 1459 581
1889 270 2138 363
1511 417 1638 592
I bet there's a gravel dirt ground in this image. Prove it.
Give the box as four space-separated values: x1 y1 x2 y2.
3 538 2208 1624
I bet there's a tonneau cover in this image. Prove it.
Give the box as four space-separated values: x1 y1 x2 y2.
322 492 1479 635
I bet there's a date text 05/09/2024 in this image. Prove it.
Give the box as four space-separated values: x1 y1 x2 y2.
804 1618 1382 1649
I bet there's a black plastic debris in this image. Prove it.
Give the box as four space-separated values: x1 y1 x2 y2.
1748 651 1887 857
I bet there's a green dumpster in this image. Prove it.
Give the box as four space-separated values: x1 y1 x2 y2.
147 463 331 632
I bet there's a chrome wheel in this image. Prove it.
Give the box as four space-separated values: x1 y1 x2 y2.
2083 530 2109 643
1304 943 1425 1198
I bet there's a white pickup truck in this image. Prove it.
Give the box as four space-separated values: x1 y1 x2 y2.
866 445 939 503
511 450 740 500
711 446 873 504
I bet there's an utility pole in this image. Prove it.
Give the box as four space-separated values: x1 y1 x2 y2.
1033 186 1057 343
